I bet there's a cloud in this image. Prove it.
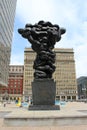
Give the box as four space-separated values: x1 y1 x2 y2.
16 0 77 24
16 0 56 24
75 43 87 77
10 53 24 65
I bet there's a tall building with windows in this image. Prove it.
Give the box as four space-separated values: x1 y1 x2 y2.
23 48 77 101
54 48 77 101
23 48 36 100
0 0 17 87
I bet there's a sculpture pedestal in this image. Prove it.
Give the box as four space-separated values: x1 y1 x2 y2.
29 79 60 110
29 105 60 110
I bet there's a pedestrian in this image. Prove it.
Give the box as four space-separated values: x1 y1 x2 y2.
4 102 6 107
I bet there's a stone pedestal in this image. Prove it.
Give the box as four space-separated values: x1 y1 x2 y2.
32 79 56 105
29 79 60 110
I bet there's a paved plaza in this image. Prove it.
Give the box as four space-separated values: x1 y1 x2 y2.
0 102 87 129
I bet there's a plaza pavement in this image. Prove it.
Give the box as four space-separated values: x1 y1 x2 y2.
0 102 87 129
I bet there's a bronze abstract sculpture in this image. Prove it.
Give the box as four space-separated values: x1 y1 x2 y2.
18 21 66 108
18 21 66 79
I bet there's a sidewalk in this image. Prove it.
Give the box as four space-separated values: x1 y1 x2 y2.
1 102 87 129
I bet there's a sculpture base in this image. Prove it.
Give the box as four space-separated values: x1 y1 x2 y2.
29 105 60 110
32 79 56 105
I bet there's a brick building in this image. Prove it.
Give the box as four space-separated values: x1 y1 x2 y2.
0 65 24 101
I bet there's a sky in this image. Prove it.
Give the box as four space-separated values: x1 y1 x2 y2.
10 0 87 78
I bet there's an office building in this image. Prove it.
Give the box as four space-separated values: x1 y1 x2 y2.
54 48 77 101
23 48 77 101
77 76 87 99
23 48 36 100
0 0 17 87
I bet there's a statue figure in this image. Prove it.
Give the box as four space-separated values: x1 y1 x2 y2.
18 20 66 79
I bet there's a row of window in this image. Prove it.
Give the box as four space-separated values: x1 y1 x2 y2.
9 68 23 72
0 89 22 94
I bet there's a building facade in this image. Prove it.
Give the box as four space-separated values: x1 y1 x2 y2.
23 48 36 101
23 48 77 101
54 48 77 101
0 65 24 101
0 0 17 87
77 76 87 99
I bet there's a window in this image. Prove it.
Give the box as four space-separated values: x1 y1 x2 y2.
14 89 16 94
18 89 20 94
